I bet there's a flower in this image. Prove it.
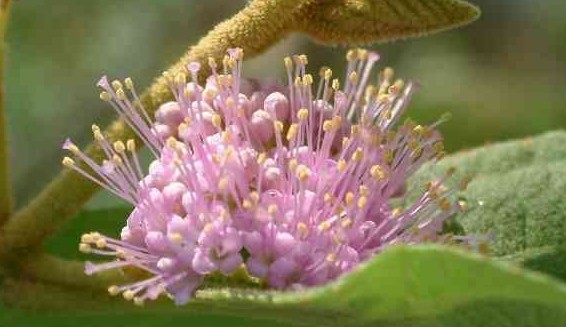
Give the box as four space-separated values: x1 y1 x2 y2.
63 48 465 306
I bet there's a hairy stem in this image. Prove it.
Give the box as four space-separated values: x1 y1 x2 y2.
0 0 12 225
0 0 300 265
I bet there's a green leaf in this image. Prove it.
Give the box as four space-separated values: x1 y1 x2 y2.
297 0 481 45
4 244 566 326
411 130 566 279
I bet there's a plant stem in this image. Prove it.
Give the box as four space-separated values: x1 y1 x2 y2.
0 0 12 226
0 0 300 265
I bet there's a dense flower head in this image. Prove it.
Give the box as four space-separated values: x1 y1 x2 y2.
63 48 468 306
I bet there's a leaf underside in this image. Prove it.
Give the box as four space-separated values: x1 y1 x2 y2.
411 130 566 280
298 0 481 44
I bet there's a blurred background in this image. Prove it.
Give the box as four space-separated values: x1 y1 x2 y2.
5 0 566 209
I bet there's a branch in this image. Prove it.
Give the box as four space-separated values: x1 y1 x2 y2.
0 0 13 225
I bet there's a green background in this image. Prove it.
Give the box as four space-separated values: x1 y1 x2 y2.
3 0 566 325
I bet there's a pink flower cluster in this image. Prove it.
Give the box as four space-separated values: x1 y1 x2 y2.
63 48 462 306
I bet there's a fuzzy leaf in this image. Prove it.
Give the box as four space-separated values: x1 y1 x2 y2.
6 224 566 327
297 0 480 44
412 130 566 279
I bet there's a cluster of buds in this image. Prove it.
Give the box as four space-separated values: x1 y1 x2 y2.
63 48 467 305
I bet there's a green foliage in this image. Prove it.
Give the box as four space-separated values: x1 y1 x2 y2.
8 131 566 326
7 232 566 326
412 130 566 280
298 0 480 44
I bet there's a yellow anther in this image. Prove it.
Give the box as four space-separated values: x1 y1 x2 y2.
359 185 369 196
284 56 292 69
134 297 145 306
90 232 101 240
324 68 332 80
203 223 213 234
62 157 75 167
113 141 126 153
288 158 298 172
286 124 298 141
413 124 424 137
326 253 337 262
95 238 107 249
203 88 217 101
357 196 368 209
383 67 394 80
358 48 368 60
116 88 126 100
389 79 404 94
346 49 357 61
350 125 361 136
322 120 334 132
370 165 386 180
124 77 134 90
218 177 229 190
225 96 235 108
116 250 127 259
169 233 183 244
268 204 278 215
294 76 302 87
352 148 363 162
126 139 136 152
391 207 403 218
222 131 233 143
211 114 222 128
108 285 120 296
341 217 353 229
332 116 342 128
342 137 350 148
273 120 284 133
332 79 340 91
177 123 189 134
242 199 253 210
324 193 333 203
111 80 123 91
297 222 309 238
78 243 91 253
257 152 267 165
296 165 310 181
337 159 347 172
80 233 93 243
302 74 313 85
93 130 105 142
91 124 101 133
123 290 135 301
99 91 112 102
298 54 308 65
345 192 355 206
67 143 81 154
112 154 123 165
349 71 358 85
297 108 309 121
319 220 332 231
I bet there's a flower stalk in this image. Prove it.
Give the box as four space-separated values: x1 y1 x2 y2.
0 0 13 226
